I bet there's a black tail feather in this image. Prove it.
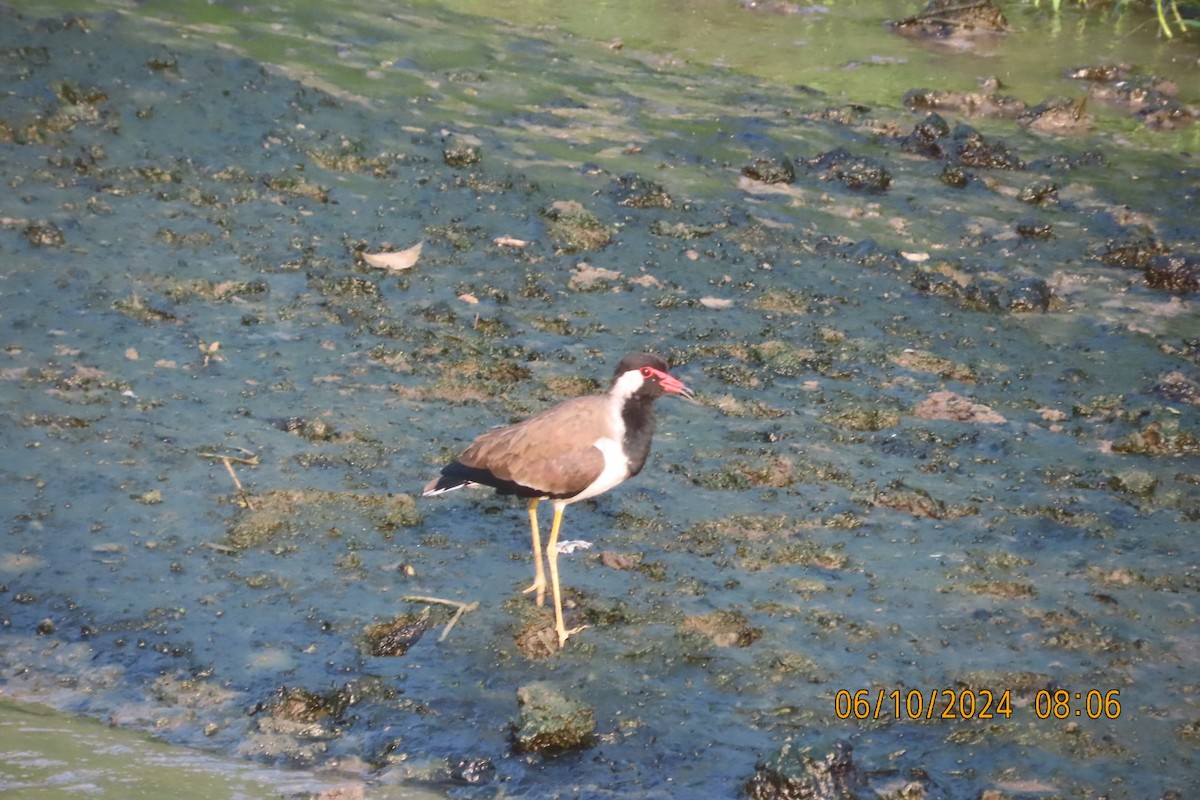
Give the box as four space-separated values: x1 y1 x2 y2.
422 461 539 498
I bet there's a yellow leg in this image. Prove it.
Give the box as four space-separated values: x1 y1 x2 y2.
546 502 587 648
521 498 546 606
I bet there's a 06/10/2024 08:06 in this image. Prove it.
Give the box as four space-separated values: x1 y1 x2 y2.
834 688 1122 721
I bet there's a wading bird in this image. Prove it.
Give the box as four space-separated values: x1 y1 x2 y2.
423 353 694 648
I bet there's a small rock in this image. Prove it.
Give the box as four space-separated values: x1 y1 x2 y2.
513 681 595 755
24 222 66 247
1017 179 1059 205
608 173 672 208
1018 96 1092 135
363 608 429 657
1145 255 1200 294
742 155 795 184
682 609 762 648
913 391 1005 423
951 124 1023 169
599 551 637 570
745 739 869 800
442 140 482 168
445 755 495 785
541 200 612 252
803 147 891 193
899 113 951 159
1109 469 1158 497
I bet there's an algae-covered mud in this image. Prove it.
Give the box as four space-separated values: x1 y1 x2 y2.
0 697 439 800
1 2 1198 798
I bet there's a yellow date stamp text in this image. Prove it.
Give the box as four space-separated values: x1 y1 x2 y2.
833 688 1122 721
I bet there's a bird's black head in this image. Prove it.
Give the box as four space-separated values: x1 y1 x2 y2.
613 352 670 377
611 352 694 401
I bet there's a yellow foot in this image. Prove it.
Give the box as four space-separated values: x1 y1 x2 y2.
556 624 589 649
522 579 546 607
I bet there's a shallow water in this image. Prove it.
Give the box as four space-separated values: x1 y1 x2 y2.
0 1 1198 798
0 697 438 799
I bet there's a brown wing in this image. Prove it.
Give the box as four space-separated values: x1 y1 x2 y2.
458 395 612 497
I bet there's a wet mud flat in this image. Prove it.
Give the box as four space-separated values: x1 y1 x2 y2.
1 4 1198 799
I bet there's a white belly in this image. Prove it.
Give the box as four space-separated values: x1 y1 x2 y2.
569 436 629 503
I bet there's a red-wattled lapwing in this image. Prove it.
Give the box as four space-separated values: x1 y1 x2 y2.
422 353 695 648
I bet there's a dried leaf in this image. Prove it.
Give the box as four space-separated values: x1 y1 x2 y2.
363 241 423 272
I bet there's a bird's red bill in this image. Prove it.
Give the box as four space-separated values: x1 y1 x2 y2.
647 367 694 399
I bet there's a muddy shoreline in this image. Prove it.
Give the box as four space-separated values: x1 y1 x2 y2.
1 3 1198 798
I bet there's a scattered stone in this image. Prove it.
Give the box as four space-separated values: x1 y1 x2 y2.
745 739 869 800
1009 278 1054 311
1017 180 1059 205
1097 235 1169 270
1108 469 1158 497
1144 255 1200 294
940 164 969 187
1066 64 1131 83
890 0 1008 36
1018 96 1092 135
1137 101 1195 131
1152 371 1200 406
902 88 1025 119
608 173 673 208
269 416 344 442
1070 67 1196 131
682 609 763 648
1111 419 1199 456
24 221 66 247
742 155 795 184
442 140 482 168
899 112 952 159
951 124 1023 169
268 685 352 726
599 550 637 570
133 488 163 505
802 147 891 193
512 682 595 755
1097 236 1200 293
892 349 976 382
540 200 612 251
445 755 495 785
913 391 1005 423
363 608 430 657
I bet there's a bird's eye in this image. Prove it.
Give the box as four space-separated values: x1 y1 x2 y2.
640 367 654 378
